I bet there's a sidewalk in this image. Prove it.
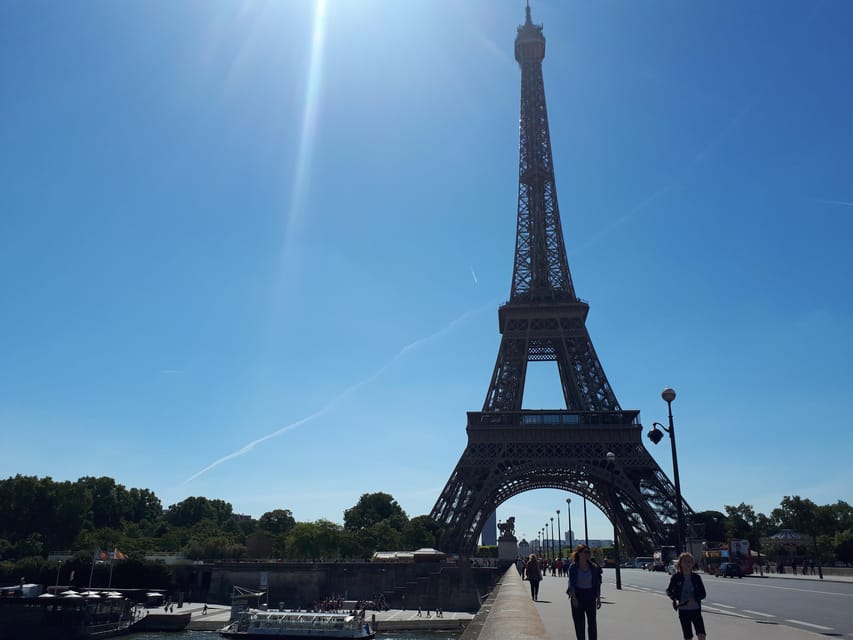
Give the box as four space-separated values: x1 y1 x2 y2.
748 569 853 583
525 570 826 640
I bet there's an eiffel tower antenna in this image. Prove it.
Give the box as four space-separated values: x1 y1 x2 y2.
430 5 691 556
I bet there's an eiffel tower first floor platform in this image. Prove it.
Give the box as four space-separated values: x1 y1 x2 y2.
430 409 691 557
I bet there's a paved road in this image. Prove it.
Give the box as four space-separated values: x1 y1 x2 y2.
525 568 850 640
617 568 853 636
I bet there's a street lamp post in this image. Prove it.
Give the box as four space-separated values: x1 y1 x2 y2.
606 451 622 590
550 517 554 562
566 498 573 552
583 497 589 547
55 560 63 587
648 387 686 554
556 509 562 560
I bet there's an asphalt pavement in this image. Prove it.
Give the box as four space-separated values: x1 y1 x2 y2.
526 569 836 640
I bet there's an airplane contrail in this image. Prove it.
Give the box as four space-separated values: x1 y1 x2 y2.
183 299 499 484
815 199 853 208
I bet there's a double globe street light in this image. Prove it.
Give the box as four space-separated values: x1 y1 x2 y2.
647 387 686 554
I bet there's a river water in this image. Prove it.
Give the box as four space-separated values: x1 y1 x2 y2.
127 632 460 640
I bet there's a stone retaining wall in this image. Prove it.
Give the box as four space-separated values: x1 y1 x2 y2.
459 567 544 640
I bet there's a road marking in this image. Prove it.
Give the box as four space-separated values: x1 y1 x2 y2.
703 605 749 618
785 619 833 631
718 580 853 598
742 610 775 618
710 602 736 609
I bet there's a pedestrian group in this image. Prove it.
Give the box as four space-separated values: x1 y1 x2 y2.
520 545 709 640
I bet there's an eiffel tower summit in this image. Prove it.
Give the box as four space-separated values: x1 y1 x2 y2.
430 4 691 556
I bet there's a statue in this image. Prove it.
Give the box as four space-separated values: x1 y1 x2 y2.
498 516 516 539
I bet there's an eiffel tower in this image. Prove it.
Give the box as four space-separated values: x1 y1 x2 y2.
430 5 691 556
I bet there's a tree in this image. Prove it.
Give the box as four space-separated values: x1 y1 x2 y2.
401 516 438 550
52 481 93 550
79 476 129 530
0 475 55 547
344 493 407 532
15 533 44 558
286 523 324 561
357 521 401 552
691 511 727 544
772 496 818 534
127 488 163 523
723 503 770 549
259 509 296 535
165 497 233 527
835 536 853 565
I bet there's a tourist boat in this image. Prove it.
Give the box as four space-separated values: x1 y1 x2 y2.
218 609 375 639
0 583 138 639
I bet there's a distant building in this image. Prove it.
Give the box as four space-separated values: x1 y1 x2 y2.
481 512 497 546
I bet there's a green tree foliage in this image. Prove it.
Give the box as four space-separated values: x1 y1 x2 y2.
772 496 821 534
691 510 727 543
835 535 853 564
344 493 407 532
400 516 438 550
78 477 127 529
52 481 94 549
2 474 850 568
185 536 246 560
357 520 402 552
164 496 233 528
0 475 54 546
258 509 296 535
723 502 770 549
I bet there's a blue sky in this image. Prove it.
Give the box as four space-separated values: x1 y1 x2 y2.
1 0 852 546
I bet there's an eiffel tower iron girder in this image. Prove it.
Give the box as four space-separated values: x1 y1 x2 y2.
431 412 689 556
430 6 691 556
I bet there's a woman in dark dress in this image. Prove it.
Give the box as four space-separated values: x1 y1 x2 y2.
524 553 542 601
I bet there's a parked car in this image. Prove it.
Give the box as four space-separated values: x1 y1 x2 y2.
717 562 743 578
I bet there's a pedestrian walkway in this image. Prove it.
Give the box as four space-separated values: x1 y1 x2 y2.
523 570 826 640
752 568 853 583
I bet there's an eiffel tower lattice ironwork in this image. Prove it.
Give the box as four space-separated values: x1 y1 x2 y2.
430 5 692 556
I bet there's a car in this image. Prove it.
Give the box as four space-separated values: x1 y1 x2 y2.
717 562 743 578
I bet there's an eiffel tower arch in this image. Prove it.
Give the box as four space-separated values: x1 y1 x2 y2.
430 5 692 557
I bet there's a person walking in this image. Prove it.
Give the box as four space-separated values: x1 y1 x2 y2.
567 544 601 640
524 553 543 601
666 552 707 640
